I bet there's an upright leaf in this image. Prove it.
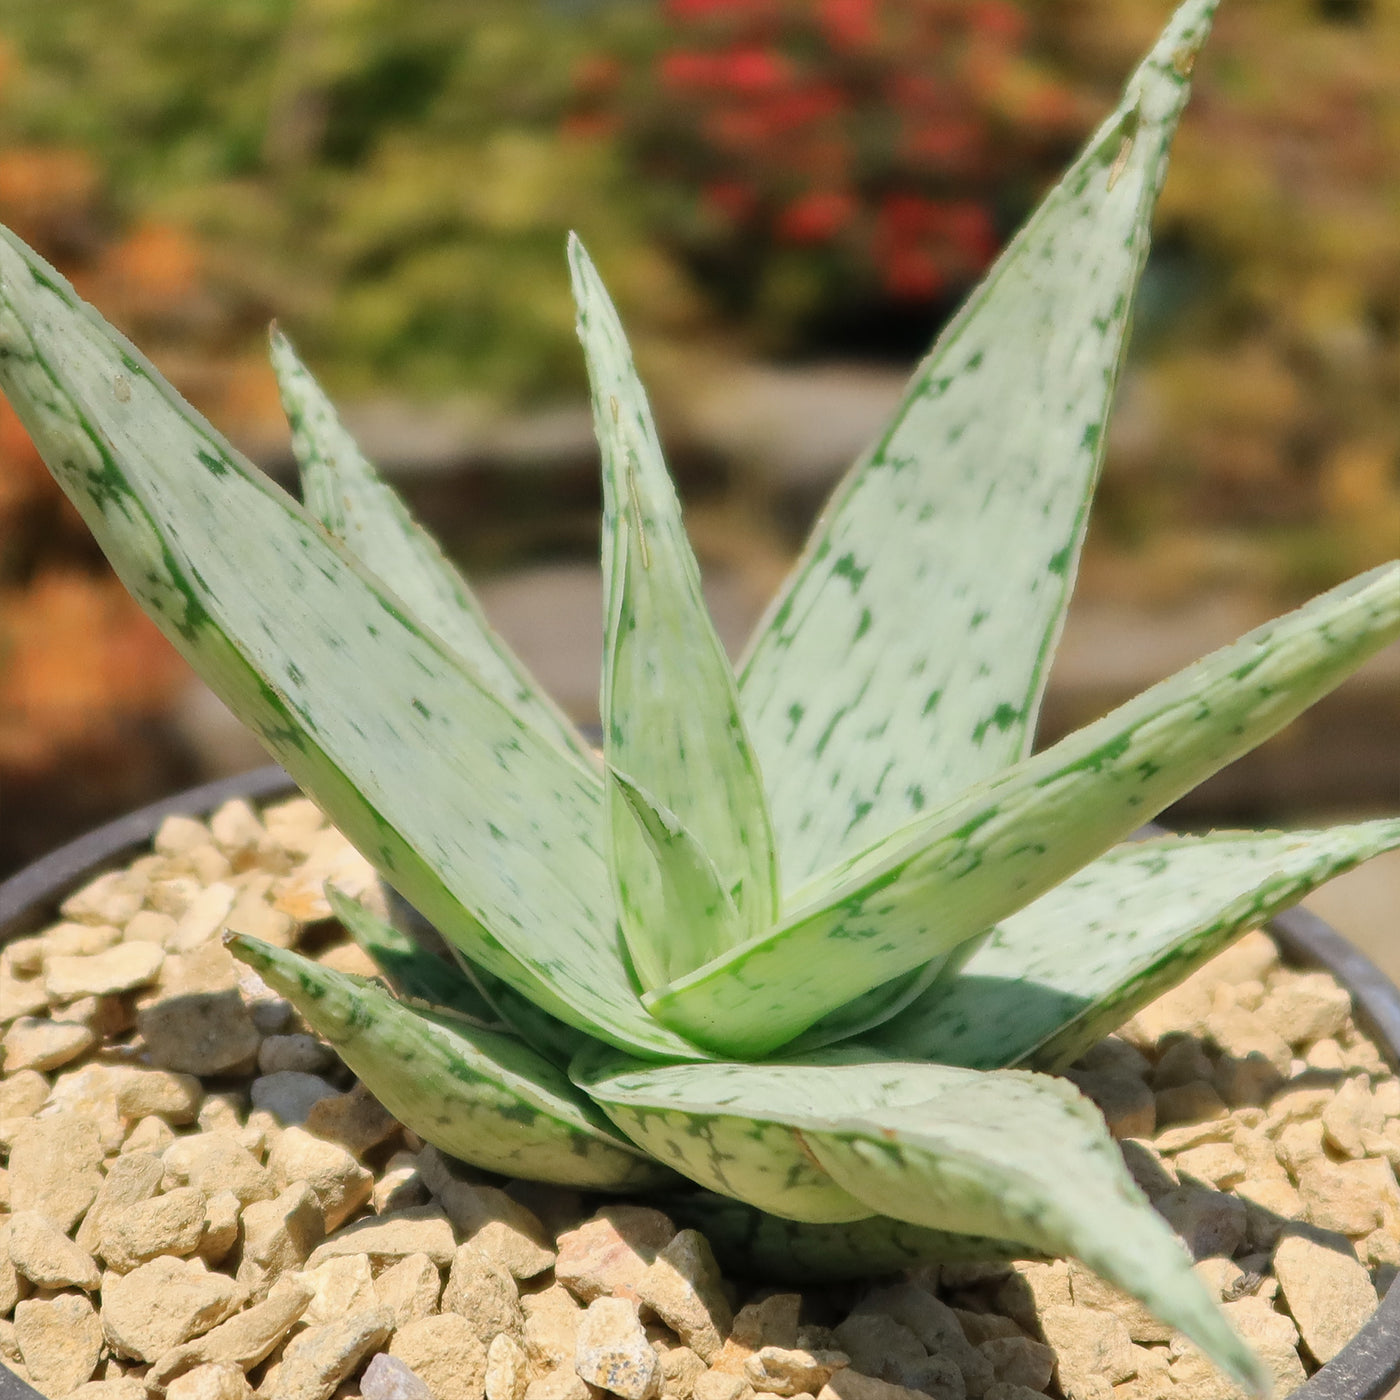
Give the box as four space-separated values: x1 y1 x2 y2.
570 237 779 987
270 330 595 767
872 819 1400 1070
647 565 1400 1054
574 1050 1265 1396
738 0 1219 888
0 227 698 1062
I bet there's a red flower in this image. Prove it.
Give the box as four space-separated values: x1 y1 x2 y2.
777 189 856 243
819 0 880 52
702 180 758 224
882 245 944 299
715 46 790 93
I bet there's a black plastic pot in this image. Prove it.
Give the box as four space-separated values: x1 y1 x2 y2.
1 766 1397 1400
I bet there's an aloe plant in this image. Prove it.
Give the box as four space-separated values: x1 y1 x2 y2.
2 0 1398 1389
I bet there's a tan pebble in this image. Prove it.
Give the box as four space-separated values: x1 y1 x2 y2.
1304 1037 1346 1072
145 1274 313 1389
484 1332 529 1400
1273 1119 1325 1175
295 1253 379 1327
236 1181 326 1298
121 1113 175 1155
14 1292 104 1396
471 1218 556 1280
44 944 163 998
123 909 179 945
164 1131 275 1206
1228 1126 1287 1183
1061 1069 1154 1139
74 1150 164 1253
372 1151 428 1215
8 1112 104 1231
694 1373 755 1400
45 1062 130 1152
819 1372 928 1400
976 1337 1054 1392
224 884 298 950
891 1354 963 1400
389 1313 488 1400
373 1251 443 1326
0 964 50 1019
196 1091 246 1135
249 1069 339 1126
1153 1118 1232 1154
1153 1083 1227 1128
100 1255 246 1362
260 1305 393 1400
1067 1263 1171 1343
655 1343 707 1400
716 1293 802 1374
360 1352 435 1400
1116 1141 1177 1201
306 1204 456 1269
302 1080 401 1156
1037 1305 1135 1399
155 814 214 856
1233 1176 1304 1250
522 1282 583 1372
1272 1228 1376 1364
0 1068 47 1117
7 1209 101 1289
1154 1184 1246 1260
637 1230 732 1363
257 1033 333 1075
168 882 238 952
745 1346 849 1398
525 1369 595 1400
1362 1227 1400 1269
45 922 124 958
166 1361 257 1399
1170 1142 1246 1190
315 940 383 977
1149 1039 1215 1092
136 942 261 1075
443 1241 524 1342
1256 971 1351 1046
2 1015 96 1072
951 1311 1022 1346
1262 1084 1332 1134
1125 977 1213 1047
1322 1076 1384 1159
853 1283 992 1397
1190 1258 1245 1302
830 1313 924 1381
114 1066 203 1123
1210 1050 1285 1110
417 1154 548 1242
61 869 147 925
1207 931 1281 985
209 799 267 857
994 1261 1071 1333
63 1378 148 1400
147 875 205 918
1297 1158 1384 1236
576 1295 660 1399
199 1189 244 1266
50 992 134 1039
4 934 49 974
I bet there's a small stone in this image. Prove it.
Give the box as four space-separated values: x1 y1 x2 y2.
470 1219 557 1280
522 1283 583 1373
443 1244 525 1343
1117 1141 1178 1201
893 1354 965 1400
693 1374 752 1400
1170 1143 1246 1190
852 1285 993 1398
525 1371 593 1400
1153 1083 1228 1128
1256 972 1351 1046
1233 1176 1304 1251
820 1373 927 1400
655 1344 706 1400
1062 1070 1154 1140
994 1262 1071 1333
113 1067 203 1123
7 1209 101 1289
1297 1159 1384 1237
977 1338 1054 1392
361 1352 436 1400
99 1184 208 1271
8 1112 104 1231
251 1070 340 1126
237 1181 326 1298
74 1150 164 1253
745 1347 848 1397
136 942 261 1075
164 1131 276 1207
1066 1264 1171 1344
225 885 298 951
1037 1306 1135 1400
0 1068 48 1117
65 1380 149 1400
124 909 179 945
62 869 146 924
210 799 268 857
951 1313 1022 1347
1305 1037 1347 1072
576 1295 659 1399
200 1189 244 1265
260 1305 393 1400
266 1125 374 1232
1154 1185 1247 1260
1273 1227 1377 1363
1274 1118 1326 1176
637 1230 732 1363
374 1152 429 1215
306 1205 457 1269
303 1081 401 1156
101 1255 246 1362
1150 1039 1215 1092
485 1332 530 1400
14 1292 104 1396
1322 1077 1384 1159
390 1313 489 1400
297 1253 379 1327
831 1314 925 1381
168 882 237 952
167 1362 257 1400
2 1015 97 1072
45 942 164 999
258 1034 334 1075
373 1252 443 1326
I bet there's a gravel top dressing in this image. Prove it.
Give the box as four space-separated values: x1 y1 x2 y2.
0 797 1392 1400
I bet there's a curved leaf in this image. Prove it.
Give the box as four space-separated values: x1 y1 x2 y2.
570 237 778 987
229 933 674 1191
574 1050 1265 1395
0 228 697 1062
647 564 1400 1055
271 330 595 767
738 0 1221 888
872 818 1400 1070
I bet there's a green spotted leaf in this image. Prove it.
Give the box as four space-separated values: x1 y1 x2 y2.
738 0 1220 890
0 227 698 1063
574 1050 1265 1396
570 237 779 987
270 330 595 767
871 818 1400 1070
647 564 1400 1055
229 933 674 1190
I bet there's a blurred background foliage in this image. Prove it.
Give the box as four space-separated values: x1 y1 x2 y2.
0 0 1397 871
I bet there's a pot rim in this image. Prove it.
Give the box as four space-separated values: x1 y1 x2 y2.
1 765 1396 1400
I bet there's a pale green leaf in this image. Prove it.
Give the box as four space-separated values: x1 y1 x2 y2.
569 236 779 988
575 1050 1264 1395
229 933 674 1190
0 227 698 1062
871 819 1400 1070
270 329 595 767
738 0 1219 889
647 564 1400 1055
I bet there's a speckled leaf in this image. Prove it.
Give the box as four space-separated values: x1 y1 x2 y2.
228 933 674 1190
326 886 502 1025
738 0 1219 889
570 237 778 987
647 564 1400 1055
872 818 1400 1071
0 226 698 1062
575 1049 1265 1396
270 330 594 767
